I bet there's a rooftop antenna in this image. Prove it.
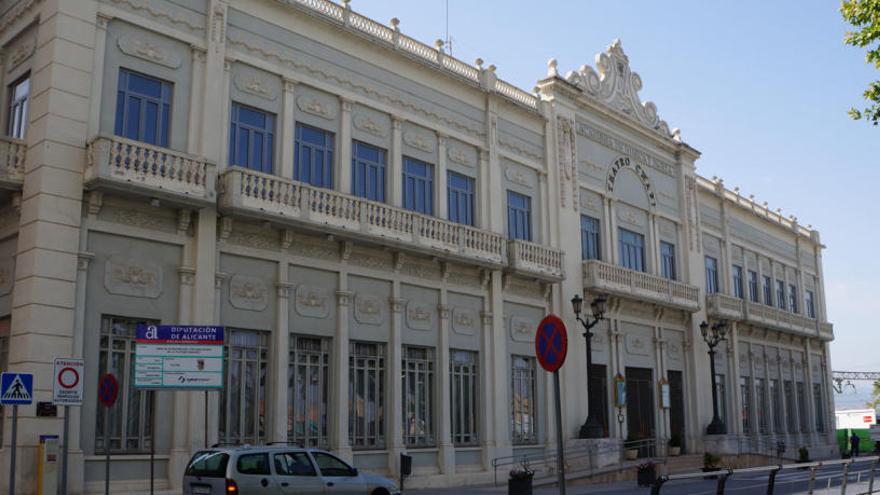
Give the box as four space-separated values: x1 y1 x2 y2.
444 0 453 54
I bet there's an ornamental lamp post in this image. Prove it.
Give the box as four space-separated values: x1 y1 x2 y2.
701 320 729 435
571 293 608 439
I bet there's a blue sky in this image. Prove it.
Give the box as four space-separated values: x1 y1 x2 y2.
352 0 880 408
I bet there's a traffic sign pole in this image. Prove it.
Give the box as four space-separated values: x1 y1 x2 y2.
554 371 566 495
104 406 110 495
535 315 569 495
62 406 70 495
9 405 17 495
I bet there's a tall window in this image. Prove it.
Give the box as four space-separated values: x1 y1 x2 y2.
740 377 751 434
813 383 825 432
581 216 601 261
619 229 646 272
402 346 435 447
229 103 275 173
763 276 773 306
705 256 719 294
732 265 744 299
589 364 609 437
748 270 759 302
507 191 532 241
511 356 537 444
714 374 727 424
220 330 269 445
447 172 475 226
115 69 171 146
776 281 786 310
0 317 10 447
402 158 434 215
789 284 798 314
96 316 155 452
349 342 385 449
796 382 808 433
7 74 29 139
770 379 784 433
660 241 676 280
351 141 385 201
784 380 796 433
806 290 816 319
288 336 330 448
295 123 334 188
450 350 479 445
755 378 768 434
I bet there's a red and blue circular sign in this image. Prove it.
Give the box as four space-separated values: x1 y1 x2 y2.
98 373 119 408
535 314 568 373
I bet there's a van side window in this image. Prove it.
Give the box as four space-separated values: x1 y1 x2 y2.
237 453 270 475
274 453 317 476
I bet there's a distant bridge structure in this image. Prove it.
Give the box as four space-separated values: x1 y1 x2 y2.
832 370 880 394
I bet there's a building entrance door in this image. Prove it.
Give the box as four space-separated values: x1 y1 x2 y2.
668 370 685 452
626 367 655 456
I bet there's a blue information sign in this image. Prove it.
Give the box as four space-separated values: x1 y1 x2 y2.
1 372 34 405
134 325 225 389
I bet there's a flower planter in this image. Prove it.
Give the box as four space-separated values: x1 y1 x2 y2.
625 448 639 460
637 465 657 487
668 446 681 457
508 475 533 495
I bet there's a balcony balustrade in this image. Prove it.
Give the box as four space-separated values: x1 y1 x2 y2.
0 136 26 190
85 134 216 207
705 293 833 340
507 239 564 281
582 260 701 312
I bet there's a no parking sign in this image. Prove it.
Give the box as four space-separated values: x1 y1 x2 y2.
53 358 84 406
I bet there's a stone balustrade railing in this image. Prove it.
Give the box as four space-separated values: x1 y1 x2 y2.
704 293 745 320
0 136 26 188
507 239 564 281
705 293 833 340
582 260 701 312
219 167 508 267
85 134 216 206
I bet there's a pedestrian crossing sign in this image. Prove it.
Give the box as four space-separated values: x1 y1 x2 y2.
0 372 33 405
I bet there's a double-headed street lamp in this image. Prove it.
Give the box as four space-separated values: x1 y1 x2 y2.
571 293 608 439
700 320 729 435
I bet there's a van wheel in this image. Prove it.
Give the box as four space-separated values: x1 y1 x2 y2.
372 488 391 495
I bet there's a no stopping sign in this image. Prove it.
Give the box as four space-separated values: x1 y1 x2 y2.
53 358 85 406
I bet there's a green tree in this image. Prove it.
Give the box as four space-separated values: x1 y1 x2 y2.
865 379 880 409
841 0 880 125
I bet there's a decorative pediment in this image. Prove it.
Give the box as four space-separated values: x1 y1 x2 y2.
561 40 678 140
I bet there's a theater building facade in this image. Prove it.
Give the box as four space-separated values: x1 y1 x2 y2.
0 0 836 492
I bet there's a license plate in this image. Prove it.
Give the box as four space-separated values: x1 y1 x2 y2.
191 485 212 495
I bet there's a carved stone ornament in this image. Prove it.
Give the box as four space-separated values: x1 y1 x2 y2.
580 193 599 212
509 316 536 343
617 206 644 227
354 294 383 325
104 258 163 299
403 131 435 153
295 285 330 319
234 73 276 100
452 307 478 336
666 341 682 361
564 39 674 139
405 301 433 331
353 114 387 137
7 38 35 71
0 259 14 296
447 146 474 167
117 34 181 69
625 334 650 356
229 274 268 311
297 95 337 120
505 166 532 189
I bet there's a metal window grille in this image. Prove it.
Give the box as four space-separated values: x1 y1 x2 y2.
784 380 796 433
770 379 784 433
755 378 768 434
714 373 726 423
96 315 155 453
740 376 751 434
288 336 330 447
796 382 808 433
511 355 537 445
349 342 385 449
450 350 479 445
813 383 825 432
7 74 29 139
219 329 269 445
402 346 435 446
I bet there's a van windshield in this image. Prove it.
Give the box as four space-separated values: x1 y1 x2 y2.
185 451 229 478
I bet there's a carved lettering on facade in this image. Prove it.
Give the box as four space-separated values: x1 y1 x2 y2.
295 285 330 318
606 156 657 207
229 274 268 311
105 258 163 298
576 122 674 177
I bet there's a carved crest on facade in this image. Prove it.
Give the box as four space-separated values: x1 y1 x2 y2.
452 307 478 336
353 114 387 137
509 316 536 343
667 341 682 361
625 334 650 356
297 95 336 120
403 131 435 153
447 146 474 167
234 74 276 100
504 166 532 188
105 258 163 298
229 274 268 311
7 38 35 71
295 285 330 318
556 116 578 210
117 35 181 69
354 294 383 325
406 301 433 331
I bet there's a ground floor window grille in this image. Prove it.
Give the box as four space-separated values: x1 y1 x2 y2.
740 377 751 434
784 380 796 433
755 378 768 434
770 379 784 433
289 336 330 447
349 342 385 449
403 346 435 446
450 350 478 445
220 329 269 445
96 315 155 452
796 382 808 433
813 383 825 432
714 374 727 424
511 355 537 445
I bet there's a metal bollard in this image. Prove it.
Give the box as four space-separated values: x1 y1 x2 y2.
716 469 732 495
868 458 878 494
650 475 669 495
807 466 817 494
767 466 781 495
841 461 849 495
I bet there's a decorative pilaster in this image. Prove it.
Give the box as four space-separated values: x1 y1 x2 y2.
436 302 455 474
437 134 448 219
280 78 297 178
332 286 353 460
87 13 110 137
188 46 207 154
387 292 405 476
390 117 403 206
271 279 293 443
479 310 495 468
338 96 353 193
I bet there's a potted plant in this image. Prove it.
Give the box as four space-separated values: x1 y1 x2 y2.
624 435 639 460
636 461 657 487
702 452 722 479
508 461 534 495
668 434 682 457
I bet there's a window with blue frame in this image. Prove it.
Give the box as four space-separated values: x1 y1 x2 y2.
660 241 676 280
705 256 719 294
618 229 646 272
507 191 532 241
447 172 475 226
115 69 172 146
580 216 601 261
295 123 334 188
748 270 759 302
806 290 816 318
732 265 744 299
776 280 786 310
229 103 275 173
402 158 434 215
763 276 773 305
351 140 385 201
789 284 798 313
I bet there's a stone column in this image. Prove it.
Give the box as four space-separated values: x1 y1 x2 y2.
338 97 353 193
647 213 658 275
538 171 549 244
479 308 495 468
271 275 292 443
436 300 454 475
728 324 742 436
87 13 110 137
389 117 403 207
609 200 619 265
478 149 490 229
187 47 207 155
437 134 448 220
280 79 297 178
332 276 352 460
387 290 404 475
803 342 817 444
654 329 668 447
488 271 510 458
170 262 196 490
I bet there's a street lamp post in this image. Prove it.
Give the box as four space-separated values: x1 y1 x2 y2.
701 320 729 435
571 293 608 439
